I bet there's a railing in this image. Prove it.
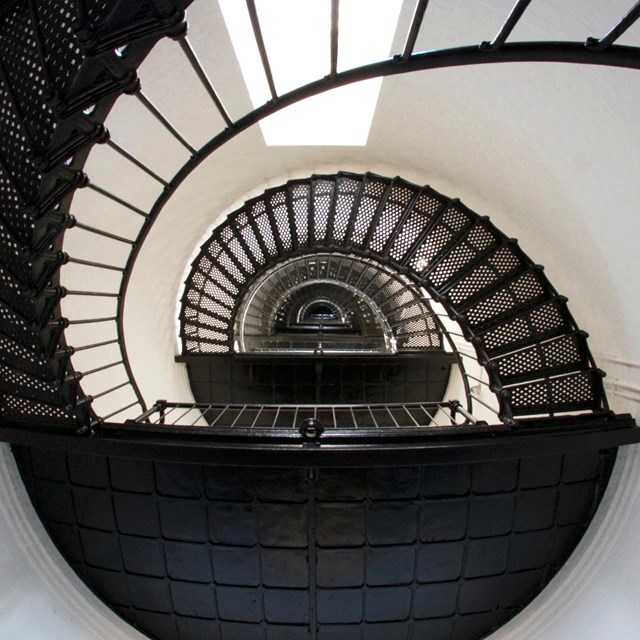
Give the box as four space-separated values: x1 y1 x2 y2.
1 0 639 430
128 399 486 434
73 2 636 425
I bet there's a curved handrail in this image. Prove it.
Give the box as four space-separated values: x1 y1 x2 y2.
2 0 640 428
104 39 639 420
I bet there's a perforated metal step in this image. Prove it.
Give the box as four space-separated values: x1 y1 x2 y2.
180 173 605 419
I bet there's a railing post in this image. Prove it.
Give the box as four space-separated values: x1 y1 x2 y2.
157 399 167 425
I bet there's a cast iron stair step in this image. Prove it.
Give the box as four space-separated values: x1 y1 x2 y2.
504 369 606 417
427 221 503 291
189 256 240 296
309 176 336 246
456 267 553 332
343 174 390 249
0 219 33 284
473 297 576 359
1 393 75 424
0 335 57 380
324 173 361 246
489 331 591 386
285 180 312 249
0 262 36 319
367 178 419 254
0 299 41 348
232 211 268 268
212 229 252 283
440 241 530 310
386 190 455 263
264 186 293 253
0 360 67 405
404 201 478 275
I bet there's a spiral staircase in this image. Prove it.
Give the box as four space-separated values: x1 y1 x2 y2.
1 2 640 640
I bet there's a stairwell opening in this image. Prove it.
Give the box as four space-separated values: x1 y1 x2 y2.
173 171 607 430
1 4 639 640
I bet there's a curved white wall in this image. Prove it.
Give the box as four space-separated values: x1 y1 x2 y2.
0 445 146 640
3 0 640 637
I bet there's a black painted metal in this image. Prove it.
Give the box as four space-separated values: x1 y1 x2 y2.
177 33 232 127
178 173 608 423
587 0 640 50
105 138 170 186
1 412 637 466
132 398 469 430
0 24 637 640
93 40 639 424
246 0 277 99
330 0 339 78
401 0 430 61
73 220 137 245
182 352 455 409
135 89 196 154
67 315 114 325
400 196 452 266
86 181 148 217
481 0 532 51
0 0 199 427
12 442 620 640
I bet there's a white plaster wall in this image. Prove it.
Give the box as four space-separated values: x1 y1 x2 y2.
0 445 146 640
2 0 640 638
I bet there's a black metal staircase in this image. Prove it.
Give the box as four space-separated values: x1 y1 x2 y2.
1 3 640 640
0 0 639 430
179 172 608 424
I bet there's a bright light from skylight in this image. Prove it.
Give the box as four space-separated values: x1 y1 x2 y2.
218 0 402 146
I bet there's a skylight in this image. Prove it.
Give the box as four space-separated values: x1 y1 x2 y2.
218 0 403 146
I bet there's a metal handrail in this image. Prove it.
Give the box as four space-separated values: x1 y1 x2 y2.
128 399 486 431
5 1 638 428
111 38 639 425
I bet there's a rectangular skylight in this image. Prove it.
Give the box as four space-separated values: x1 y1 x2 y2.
218 0 402 146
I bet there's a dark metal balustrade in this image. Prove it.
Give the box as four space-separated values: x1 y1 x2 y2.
179 173 609 425
0 0 192 428
0 0 638 430
0 4 639 640
131 399 482 431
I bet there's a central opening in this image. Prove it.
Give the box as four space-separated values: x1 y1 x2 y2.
301 302 341 324
182 251 458 408
171 172 524 429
